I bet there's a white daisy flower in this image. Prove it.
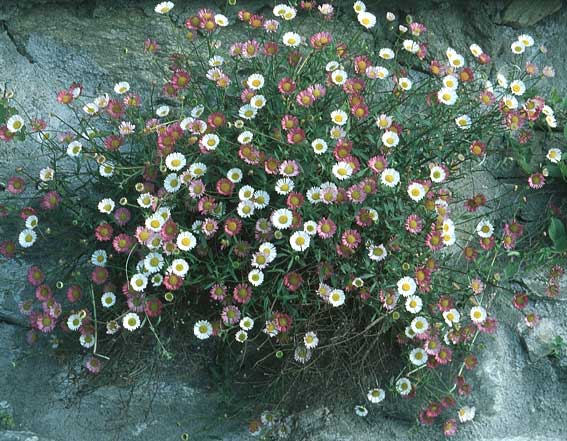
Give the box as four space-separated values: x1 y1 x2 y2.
332 161 354 181
208 55 224 67
282 31 301 47
357 11 376 29
510 80 526 96
386 11 396 21
367 243 387 261
176 231 196 251
306 187 322 204
442 75 459 90
407 182 426 202
247 73 265 90
154 1 174 14
379 48 395 60
449 53 465 68
253 190 270 209
151 274 163 287
271 208 293 230
455 114 472 129
329 125 346 139
458 406 476 423
409 348 428 366
201 133 220 151
304 331 319 349
290 231 310 252
189 162 207 178
214 13 228 26
240 317 254 331
502 95 518 109
511 40 525 54
165 152 186 171
405 295 423 314
430 165 446 183
443 308 461 327
24 215 38 230
99 162 114 177
380 168 400 187
442 219 455 235
469 43 483 57
331 69 348 85
546 114 558 128
353 1 366 13
156 105 170 117
67 313 83 331
144 252 164 273
325 61 340 72
331 110 348 126
366 66 389 79
98 198 115 214
355 405 368 417
235 330 248 343
367 388 385 404
67 140 82 157
398 277 417 297
437 87 458 105
123 312 141 331
83 102 99 115
114 81 130 94
476 219 494 238
239 185 255 201
170 258 189 277
227 168 243 183
247 269 264 287
275 178 294 195
130 274 148 292
18 229 37 248
403 39 419 54
194 320 213 340
95 94 110 108
101 292 116 308
303 220 318 236
382 130 399 147
547 148 562 163
164 173 181 193
470 306 487 324
396 377 412 396
239 104 257 120
237 131 253 145
80 334 95 348
237 200 255 218
39 167 54 182
398 77 412 91
328 288 345 307
91 250 107 267
258 242 277 263
250 95 266 109
410 316 429 335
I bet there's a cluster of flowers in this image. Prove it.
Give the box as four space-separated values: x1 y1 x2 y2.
1 1 564 437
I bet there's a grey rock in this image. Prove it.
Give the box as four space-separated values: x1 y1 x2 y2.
0 432 55 441
500 0 563 27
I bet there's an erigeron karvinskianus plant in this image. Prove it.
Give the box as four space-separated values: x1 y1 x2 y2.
0 1 565 437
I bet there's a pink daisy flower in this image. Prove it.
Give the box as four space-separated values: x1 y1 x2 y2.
273 312 293 333
283 272 303 291
221 305 241 326
112 234 134 253
317 218 337 239
278 77 296 95
443 419 458 437
233 283 252 304
127 293 146 312
405 214 424 234
36 313 57 333
27 266 45 287
114 207 131 226
224 217 242 237
279 160 301 177
85 356 103 374
66 285 82 303
91 267 109 285
528 172 545 189
35 284 52 302
202 218 219 238
296 90 315 107
7 176 25 194
164 273 184 291
342 229 361 249
210 284 227 302
95 223 114 242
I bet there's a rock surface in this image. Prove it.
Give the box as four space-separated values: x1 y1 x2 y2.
1 1 566 440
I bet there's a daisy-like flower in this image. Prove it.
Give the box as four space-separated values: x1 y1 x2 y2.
154 1 174 14
355 405 368 417
101 291 116 308
130 273 148 292
253 190 270 209
98 198 115 214
409 348 428 366
381 130 399 147
396 378 412 396
248 269 264 286
250 94 266 109
443 75 459 90
239 104 257 120
353 1 366 13
380 168 400 187
91 250 107 267
511 40 525 54
282 32 301 47
99 162 114 177
437 87 458 105
510 80 526 96
411 316 429 335
470 43 483 57
331 110 348 126
83 102 99 115
442 308 460 327
398 77 412 91
194 320 213 340
237 200 255 218
227 168 243 183
403 39 419 54
430 165 447 183
39 167 55 182
275 178 294 195
331 69 348 85
240 316 254 331
303 331 319 349
476 219 494 238
164 173 181 193
294 345 312 364
458 406 476 423
25 215 38 230
170 258 189 277
290 231 310 252
546 148 562 163
470 306 487 324
201 133 220 151
405 295 423 314
144 252 164 273
165 152 186 171
357 11 376 29
67 141 82 157
271 208 293 230
367 388 386 404
247 73 265 90
328 288 345 307
518 34 534 47
332 161 354 180
398 277 417 297
455 115 472 129
379 48 395 60
235 330 248 343
502 95 518 109
122 312 141 331
67 313 83 331
156 105 170 117
367 243 387 261
18 229 37 248
214 13 228 26
407 182 426 202
114 81 130 94
7 115 25 133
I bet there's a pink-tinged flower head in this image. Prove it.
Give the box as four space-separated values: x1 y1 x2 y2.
478 52 491 65
479 89 495 106
7 176 25 194
351 102 369 120
310 31 332 49
233 283 252 304
425 402 442 419
123 93 141 107
287 127 306 145
91 267 109 285
216 178 234 196
435 346 452 365
103 135 124 152
419 410 435 426
188 179 206 199
163 273 184 290
241 39 261 58
512 291 529 310
443 419 458 437
0 240 16 258
172 70 190 90
95 223 114 241
279 160 301 177
144 38 159 54
525 309 540 328
296 89 315 107
283 272 303 292
210 283 227 302
281 114 299 131
278 77 296 95
27 266 45 287
478 316 498 334
36 313 57 333
224 217 242 237
0 125 14 141
66 285 82 303
317 218 337 239
273 311 293 333
286 192 305 210
410 22 427 36
19 299 34 316
469 140 486 157
221 305 241 325
197 196 217 215
341 229 362 250
202 218 219 238
56 89 74 105
113 233 134 253
405 214 424 234
35 284 52 302
479 236 496 251
113 207 131 226
106 99 125 119
85 356 104 374
309 84 327 100
528 172 545 189
40 191 61 211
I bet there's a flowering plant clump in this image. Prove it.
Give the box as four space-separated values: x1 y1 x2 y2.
1 1 566 437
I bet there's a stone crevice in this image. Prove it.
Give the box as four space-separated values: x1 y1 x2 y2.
0 20 34 63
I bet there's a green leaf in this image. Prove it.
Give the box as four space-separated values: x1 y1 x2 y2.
549 217 567 252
